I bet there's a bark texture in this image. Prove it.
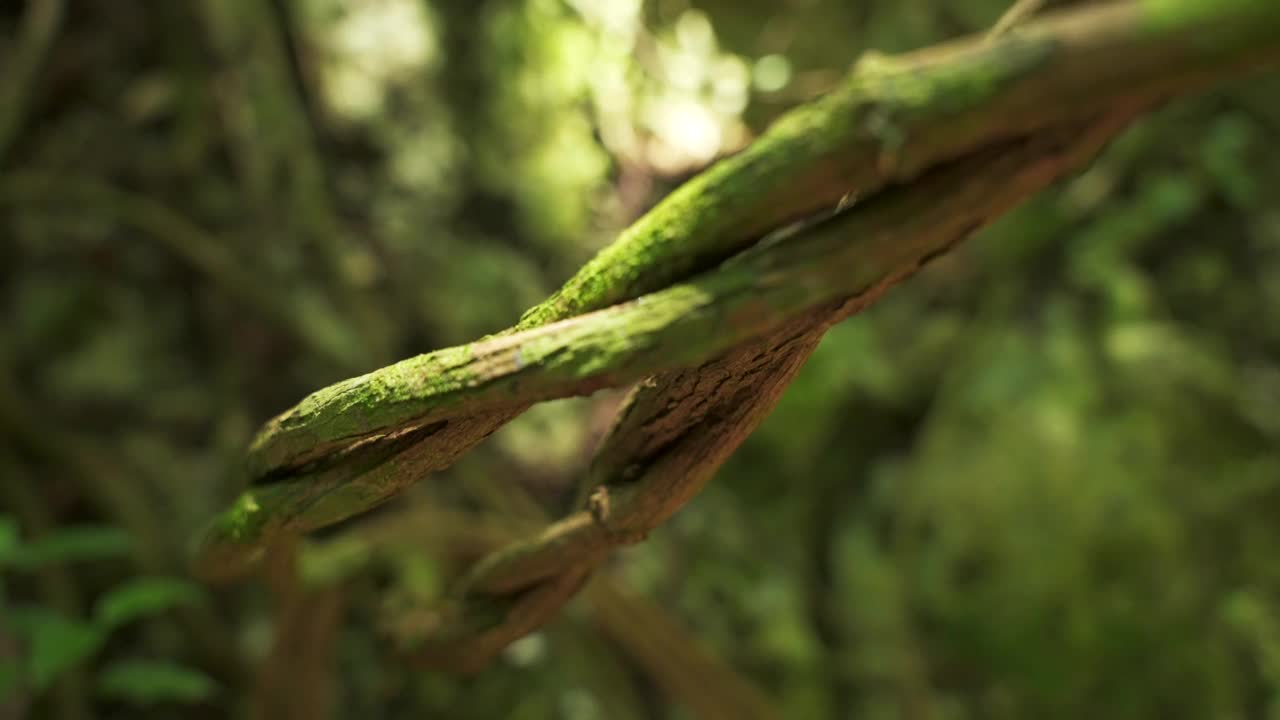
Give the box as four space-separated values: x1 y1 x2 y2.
193 0 1280 666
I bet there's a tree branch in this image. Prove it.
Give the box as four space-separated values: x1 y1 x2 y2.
193 0 1280 585
398 109 1144 668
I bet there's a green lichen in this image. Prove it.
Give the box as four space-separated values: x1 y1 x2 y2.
191 489 271 578
215 491 264 541
246 342 479 478
289 480 390 531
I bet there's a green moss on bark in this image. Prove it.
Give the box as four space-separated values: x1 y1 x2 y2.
513 37 1056 331
196 0 1280 580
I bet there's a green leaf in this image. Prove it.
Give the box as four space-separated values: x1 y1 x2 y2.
9 526 132 569
94 577 204 630
6 608 106 691
97 659 217 705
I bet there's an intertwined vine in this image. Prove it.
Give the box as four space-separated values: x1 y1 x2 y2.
193 0 1280 670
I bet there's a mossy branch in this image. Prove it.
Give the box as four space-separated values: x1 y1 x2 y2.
195 0 1280 591
397 109 1143 669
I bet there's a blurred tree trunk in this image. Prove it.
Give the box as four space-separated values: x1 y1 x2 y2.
253 541 345 720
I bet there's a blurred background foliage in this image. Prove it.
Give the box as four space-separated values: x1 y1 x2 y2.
2 0 1279 718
